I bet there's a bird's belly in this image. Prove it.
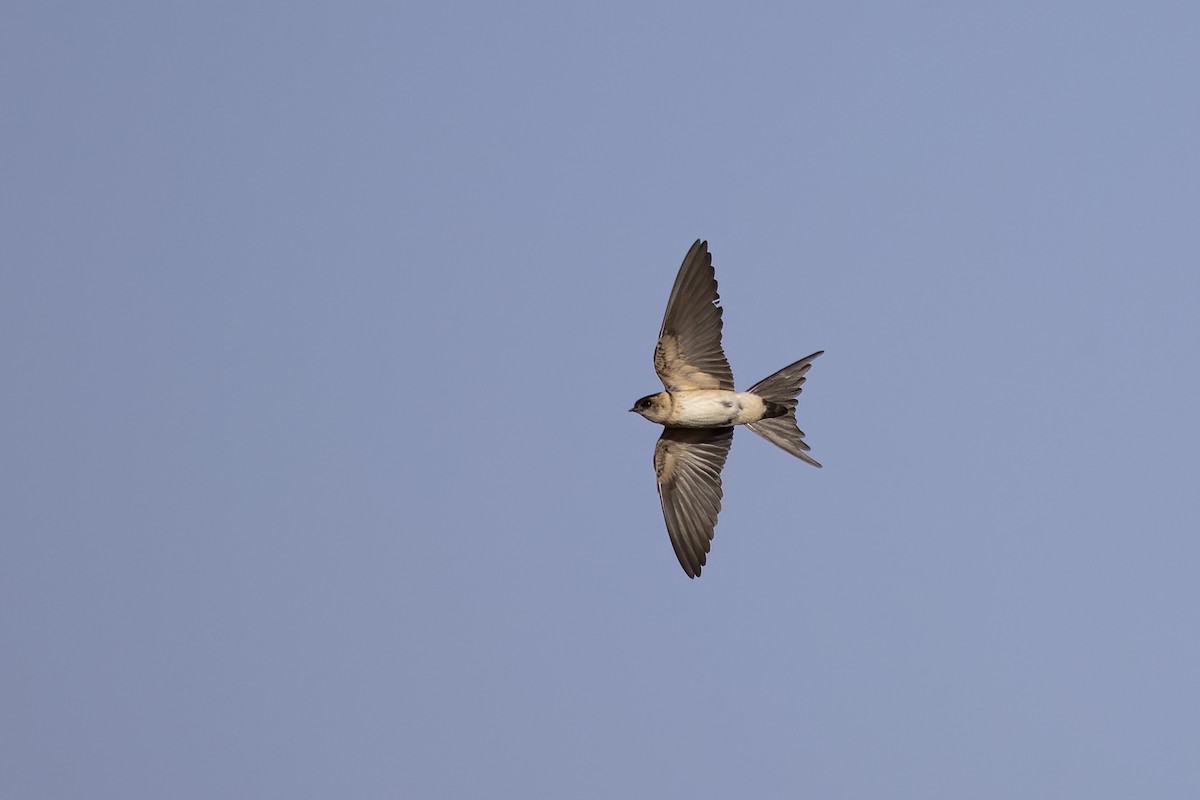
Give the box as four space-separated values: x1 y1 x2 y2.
668 391 765 427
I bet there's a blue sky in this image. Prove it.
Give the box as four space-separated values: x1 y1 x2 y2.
4 3 1199 797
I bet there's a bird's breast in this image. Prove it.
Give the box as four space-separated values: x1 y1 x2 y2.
666 390 767 427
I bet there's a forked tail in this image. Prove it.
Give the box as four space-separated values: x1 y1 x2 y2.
746 351 823 468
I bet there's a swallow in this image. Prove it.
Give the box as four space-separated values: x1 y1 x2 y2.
630 240 823 578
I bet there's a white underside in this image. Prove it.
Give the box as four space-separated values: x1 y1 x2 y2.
667 390 768 427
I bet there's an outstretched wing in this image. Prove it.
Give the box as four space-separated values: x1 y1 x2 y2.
653 426 734 578
654 240 734 391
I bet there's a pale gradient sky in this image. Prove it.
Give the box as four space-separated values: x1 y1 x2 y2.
4 3 1200 798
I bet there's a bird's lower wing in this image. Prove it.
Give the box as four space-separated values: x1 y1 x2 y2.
653 426 734 578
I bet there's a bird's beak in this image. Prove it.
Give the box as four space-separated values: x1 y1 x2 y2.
628 407 637 413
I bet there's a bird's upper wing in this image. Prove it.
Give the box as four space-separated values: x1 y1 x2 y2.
654 240 735 391
654 426 734 578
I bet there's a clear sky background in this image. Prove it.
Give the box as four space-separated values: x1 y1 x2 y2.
4 3 1199 798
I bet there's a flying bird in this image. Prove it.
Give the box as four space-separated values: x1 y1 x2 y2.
630 240 823 578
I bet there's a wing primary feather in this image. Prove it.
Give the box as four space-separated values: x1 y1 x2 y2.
653 426 734 578
653 241 734 391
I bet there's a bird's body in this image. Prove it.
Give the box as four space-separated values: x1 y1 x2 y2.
631 240 823 578
631 389 774 428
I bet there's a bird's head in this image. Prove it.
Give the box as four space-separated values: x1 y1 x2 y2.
629 392 670 424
